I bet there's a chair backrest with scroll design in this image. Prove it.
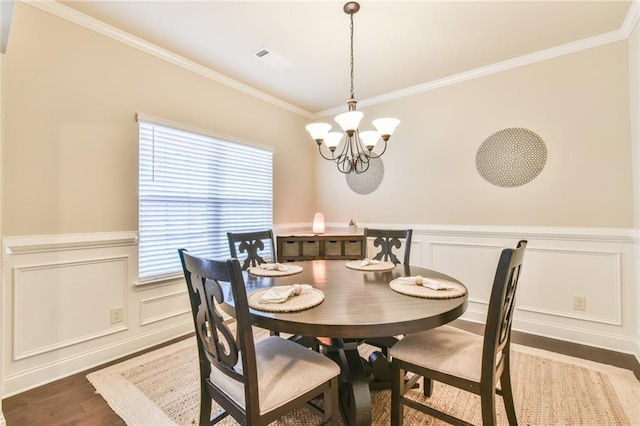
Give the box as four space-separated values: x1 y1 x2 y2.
179 249 340 426
364 228 413 265
178 249 257 424
227 229 276 270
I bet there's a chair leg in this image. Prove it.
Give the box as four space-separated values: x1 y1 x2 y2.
480 380 497 426
200 395 212 426
422 377 433 397
326 376 339 426
391 359 404 426
501 362 518 425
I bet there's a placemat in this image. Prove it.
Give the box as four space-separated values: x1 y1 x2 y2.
390 277 467 299
249 264 303 277
247 287 325 312
345 260 396 271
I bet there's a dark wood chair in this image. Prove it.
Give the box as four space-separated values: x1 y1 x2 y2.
227 229 276 270
364 228 413 265
178 249 340 426
390 240 528 426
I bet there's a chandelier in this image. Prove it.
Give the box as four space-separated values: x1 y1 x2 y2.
305 2 399 174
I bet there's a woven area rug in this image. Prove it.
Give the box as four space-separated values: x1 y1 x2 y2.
87 329 640 425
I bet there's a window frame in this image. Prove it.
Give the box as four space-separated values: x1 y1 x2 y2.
136 113 274 284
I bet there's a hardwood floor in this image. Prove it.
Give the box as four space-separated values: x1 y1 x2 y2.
2 335 191 426
3 322 638 425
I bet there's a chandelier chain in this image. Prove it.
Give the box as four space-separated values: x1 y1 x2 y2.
305 2 398 175
349 13 355 100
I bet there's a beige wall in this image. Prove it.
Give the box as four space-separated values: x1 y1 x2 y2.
3 2 315 237
317 41 633 228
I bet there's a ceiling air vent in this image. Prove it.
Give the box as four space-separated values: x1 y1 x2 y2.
251 47 292 71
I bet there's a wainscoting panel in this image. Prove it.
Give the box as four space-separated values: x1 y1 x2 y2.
517 247 621 325
2 227 637 397
13 256 128 360
321 223 637 356
429 242 504 304
2 233 193 397
140 291 191 326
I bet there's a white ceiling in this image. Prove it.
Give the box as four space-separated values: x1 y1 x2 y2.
56 1 633 115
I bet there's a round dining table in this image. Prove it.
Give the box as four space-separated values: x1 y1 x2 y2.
222 259 468 426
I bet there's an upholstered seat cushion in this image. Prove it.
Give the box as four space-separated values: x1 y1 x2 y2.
390 325 484 383
210 335 340 414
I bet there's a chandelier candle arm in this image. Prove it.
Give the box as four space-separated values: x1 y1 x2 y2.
304 1 399 175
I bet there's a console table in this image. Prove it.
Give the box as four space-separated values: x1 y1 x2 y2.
276 234 364 262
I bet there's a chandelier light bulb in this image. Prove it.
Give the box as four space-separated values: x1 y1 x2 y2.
306 122 332 142
372 118 400 140
335 111 364 135
324 132 343 150
358 130 380 150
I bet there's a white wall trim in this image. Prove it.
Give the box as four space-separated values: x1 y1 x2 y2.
3 231 138 259
139 290 190 326
516 247 622 326
622 0 640 37
513 316 639 355
461 313 638 356
316 28 630 118
323 222 634 243
12 255 129 360
2 320 193 397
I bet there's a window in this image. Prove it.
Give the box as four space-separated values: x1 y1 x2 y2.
138 116 273 282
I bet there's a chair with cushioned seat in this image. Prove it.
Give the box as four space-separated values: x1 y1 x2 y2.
364 228 413 265
390 240 527 426
178 249 340 425
227 229 276 270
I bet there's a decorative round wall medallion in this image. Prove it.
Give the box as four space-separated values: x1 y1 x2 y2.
346 157 384 194
475 127 547 188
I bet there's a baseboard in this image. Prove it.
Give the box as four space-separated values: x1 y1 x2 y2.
452 318 640 380
2 321 192 397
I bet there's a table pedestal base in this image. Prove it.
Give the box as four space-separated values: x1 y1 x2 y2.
324 339 372 426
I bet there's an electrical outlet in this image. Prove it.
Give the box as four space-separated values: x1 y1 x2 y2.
110 307 123 324
573 296 587 311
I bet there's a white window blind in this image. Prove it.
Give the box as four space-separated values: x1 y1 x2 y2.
139 120 273 282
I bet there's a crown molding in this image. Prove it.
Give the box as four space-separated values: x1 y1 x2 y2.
621 0 640 37
23 0 639 121
23 0 315 119
315 27 629 118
